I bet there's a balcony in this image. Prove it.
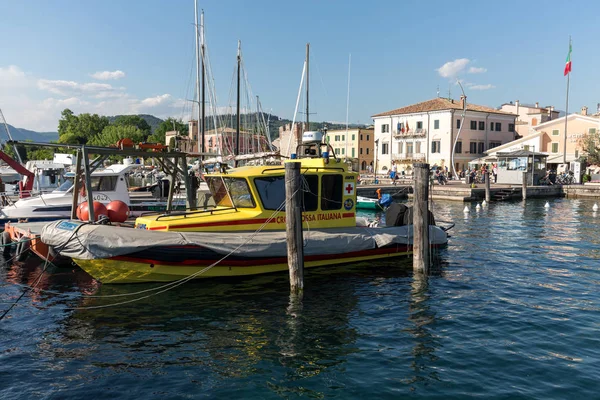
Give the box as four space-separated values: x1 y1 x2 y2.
391 153 426 162
393 128 427 138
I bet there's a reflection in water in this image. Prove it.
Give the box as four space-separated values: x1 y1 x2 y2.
1 198 600 398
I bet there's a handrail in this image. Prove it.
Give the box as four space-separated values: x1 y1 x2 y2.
154 206 237 221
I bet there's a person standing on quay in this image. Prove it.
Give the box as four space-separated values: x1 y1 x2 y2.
492 163 498 183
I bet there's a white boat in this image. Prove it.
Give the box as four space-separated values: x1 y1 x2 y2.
0 163 185 225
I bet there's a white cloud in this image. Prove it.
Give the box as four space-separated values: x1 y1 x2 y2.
468 67 487 74
437 58 470 78
0 65 29 88
37 79 118 96
139 94 172 108
90 70 126 80
468 84 495 90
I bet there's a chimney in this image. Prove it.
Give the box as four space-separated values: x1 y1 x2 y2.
548 106 552 121
515 100 519 108
460 95 466 109
535 102 539 108
581 106 588 116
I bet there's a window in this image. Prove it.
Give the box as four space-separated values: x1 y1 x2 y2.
478 121 485 130
478 142 485 154
90 176 118 192
551 143 559 153
415 141 421 154
590 128 597 135
352 148 355 157
366 148 369 155
342 148 345 155
342 135 345 141
455 141 462 153
407 143 413 154
552 129 559 136
469 142 477 154
335 135 340 141
434 120 439 129
254 175 318 211
397 142 403 154
470 121 477 130
575 150 579 159
381 124 389 133
321 175 343 210
382 142 388 154
509 123 515 132
206 177 255 208
366 134 370 141
489 142 501 149
490 122 495 131
457 119 461 129
416 121 423 130
495 122 501 131
431 140 441 153
352 134 355 140
360 134 363 140
360 148 363 155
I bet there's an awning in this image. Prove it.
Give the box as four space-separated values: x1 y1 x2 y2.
545 154 578 163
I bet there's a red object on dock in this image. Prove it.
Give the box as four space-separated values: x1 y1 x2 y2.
106 200 130 223
77 201 108 222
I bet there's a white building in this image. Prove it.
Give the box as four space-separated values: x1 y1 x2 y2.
372 97 517 175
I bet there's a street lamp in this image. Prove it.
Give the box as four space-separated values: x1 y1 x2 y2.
374 138 379 184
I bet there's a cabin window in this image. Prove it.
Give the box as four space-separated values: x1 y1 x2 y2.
90 176 118 192
206 177 255 208
254 175 318 211
321 174 343 210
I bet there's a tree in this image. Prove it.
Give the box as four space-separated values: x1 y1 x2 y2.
112 115 152 139
580 131 600 165
57 109 109 144
89 125 145 147
148 118 188 144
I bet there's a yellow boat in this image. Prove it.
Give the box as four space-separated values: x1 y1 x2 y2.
41 134 450 283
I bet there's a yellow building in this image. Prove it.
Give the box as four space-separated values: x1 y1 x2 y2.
326 128 374 172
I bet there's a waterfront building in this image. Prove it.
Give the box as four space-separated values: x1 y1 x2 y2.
499 100 560 137
372 97 517 175
486 106 599 170
325 128 374 172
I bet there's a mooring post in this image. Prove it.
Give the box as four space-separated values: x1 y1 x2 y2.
70 149 82 220
166 157 177 213
485 172 491 203
285 161 304 293
81 146 95 222
413 162 430 274
522 171 527 200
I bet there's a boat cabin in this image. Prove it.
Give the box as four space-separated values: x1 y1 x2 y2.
135 131 359 232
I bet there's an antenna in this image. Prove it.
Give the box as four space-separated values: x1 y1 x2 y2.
437 85 440 98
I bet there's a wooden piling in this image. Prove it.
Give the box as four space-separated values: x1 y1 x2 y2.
485 172 491 203
70 149 82 220
413 162 429 274
522 171 527 200
285 162 304 293
81 146 95 222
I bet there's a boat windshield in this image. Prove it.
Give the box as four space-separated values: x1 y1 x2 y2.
205 177 255 208
54 179 74 192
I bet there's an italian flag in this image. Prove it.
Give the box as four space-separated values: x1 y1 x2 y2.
564 42 572 76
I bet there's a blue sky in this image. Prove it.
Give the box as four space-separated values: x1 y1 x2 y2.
1 0 599 132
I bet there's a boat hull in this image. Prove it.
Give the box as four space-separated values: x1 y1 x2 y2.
74 245 417 283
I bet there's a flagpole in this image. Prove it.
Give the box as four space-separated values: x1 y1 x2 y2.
563 36 571 165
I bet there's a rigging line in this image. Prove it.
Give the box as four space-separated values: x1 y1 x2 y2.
286 60 307 156
312 52 330 109
0 246 50 321
181 25 197 123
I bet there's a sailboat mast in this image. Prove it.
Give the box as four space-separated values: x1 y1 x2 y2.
235 40 241 167
345 53 351 160
200 10 206 158
194 0 201 154
306 42 309 132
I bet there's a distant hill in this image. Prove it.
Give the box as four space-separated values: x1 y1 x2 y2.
0 124 58 143
107 114 164 133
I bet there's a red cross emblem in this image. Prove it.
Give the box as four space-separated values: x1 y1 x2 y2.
346 183 354 194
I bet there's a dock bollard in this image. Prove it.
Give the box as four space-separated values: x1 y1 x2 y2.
413 162 430 274
285 162 304 293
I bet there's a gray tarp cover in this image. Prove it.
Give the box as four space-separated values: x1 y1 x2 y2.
41 220 447 260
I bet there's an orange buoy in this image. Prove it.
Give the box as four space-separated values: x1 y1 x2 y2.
78 201 108 222
106 200 130 223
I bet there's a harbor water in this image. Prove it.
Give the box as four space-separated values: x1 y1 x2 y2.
1 198 599 399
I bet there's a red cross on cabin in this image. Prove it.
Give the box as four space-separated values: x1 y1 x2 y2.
345 183 353 194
